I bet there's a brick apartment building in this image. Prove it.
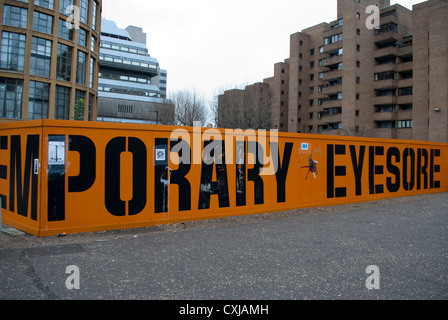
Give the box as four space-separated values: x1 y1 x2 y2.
218 0 448 143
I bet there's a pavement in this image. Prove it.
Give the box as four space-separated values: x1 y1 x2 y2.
0 193 447 302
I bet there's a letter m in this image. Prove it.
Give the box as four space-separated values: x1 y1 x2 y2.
9 135 40 220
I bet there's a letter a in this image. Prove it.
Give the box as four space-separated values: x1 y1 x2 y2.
366 5 380 30
365 265 380 290
66 265 80 290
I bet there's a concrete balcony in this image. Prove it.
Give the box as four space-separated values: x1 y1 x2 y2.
322 41 343 54
320 112 342 123
323 55 343 68
374 95 397 105
379 13 398 26
374 45 398 59
397 94 413 105
398 44 412 57
374 128 396 140
374 79 398 90
374 63 398 75
321 99 342 109
322 69 342 81
374 32 400 45
373 111 397 122
397 61 413 73
397 78 413 88
322 83 342 95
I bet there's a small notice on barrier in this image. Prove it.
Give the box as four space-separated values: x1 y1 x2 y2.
48 141 65 165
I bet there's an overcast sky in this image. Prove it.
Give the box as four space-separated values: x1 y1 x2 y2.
102 0 424 101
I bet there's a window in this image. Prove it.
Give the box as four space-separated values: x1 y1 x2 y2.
0 32 26 72
33 11 54 35
375 71 397 81
91 37 96 51
60 0 74 14
88 94 94 121
34 0 55 10
309 112 313 119
75 89 85 120
89 58 95 88
58 19 74 40
0 77 23 119
56 43 73 81
329 122 342 130
80 0 89 24
375 23 398 35
76 50 87 85
3 5 28 29
377 121 395 129
397 120 412 129
55 85 70 120
30 37 52 77
376 89 396 96
324 33 343 46
78 28 87 47
375 105 396 113
398 87 413 96
356 13 361 20
28 81 49 120
92 1 98 31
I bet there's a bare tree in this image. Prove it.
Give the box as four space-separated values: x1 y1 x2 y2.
217 82 272 130
170 90 207 127
155 99 175 125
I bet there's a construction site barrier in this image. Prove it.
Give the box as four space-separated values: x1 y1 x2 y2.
0 120 447 237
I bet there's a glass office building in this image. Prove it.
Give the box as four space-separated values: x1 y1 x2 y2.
97 19 172 124
0 0 102 122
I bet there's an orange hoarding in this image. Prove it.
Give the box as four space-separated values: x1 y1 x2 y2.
1 120 447 237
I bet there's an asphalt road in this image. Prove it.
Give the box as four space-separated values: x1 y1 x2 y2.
0 193 447 302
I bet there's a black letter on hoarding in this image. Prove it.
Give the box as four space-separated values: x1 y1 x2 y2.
198 140 230 210
386 147 401 193
235 141 246 207
403 148 415 191
417 148 428 190
350 145 366 196
170 139 192 212
105 137 126 216
430 149 441 189
128 137 147 215
10 135 39 221
327 144 346 198
272 142 293 203
68 135 96 193
247 141 264 205
105 137 147 216
369 146 384 195
48 135 65 222
0 136 8 209
154 138 168 213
